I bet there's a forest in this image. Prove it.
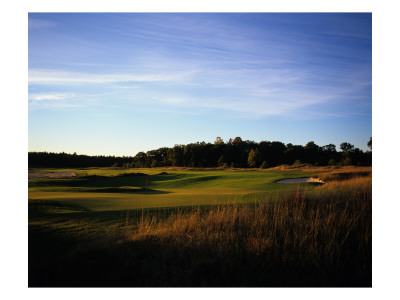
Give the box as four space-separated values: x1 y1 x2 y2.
28 137 372 168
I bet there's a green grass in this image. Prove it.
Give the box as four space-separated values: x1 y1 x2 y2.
28 167 371 287
29 168 321 211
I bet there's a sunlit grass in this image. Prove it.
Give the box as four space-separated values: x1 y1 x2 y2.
125 176 371 260
28 167 323 211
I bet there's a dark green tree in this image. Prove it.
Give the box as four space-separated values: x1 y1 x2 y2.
218 155 226 167
171 145 184 166
322 144 336 152
134 152 148 168
232 137 243 144
248 149 261 167
340 142 355 152
214 137 224 145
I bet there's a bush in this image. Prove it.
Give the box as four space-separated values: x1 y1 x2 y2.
292 160 302 167
151 160 160 168
328 158 336 166
342 157 352 166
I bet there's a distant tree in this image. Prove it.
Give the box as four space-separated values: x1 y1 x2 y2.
172 145 184 166
322 144 336 152
340 142 355 152
342 156 353 166
28 137 371 169
214 137 224 145
292 159 302 167
269 141 287 166
147 149 163 166
183 143 203 167
158 147 169 167
218 155 226 167
229 139 247 167
134 152 148 168
232 137 243 144
304 141 320 164
248 149 261 168
283 144 304 165
151 160 160 168
305 141 319 152
366 139 372 165
328 158 336 166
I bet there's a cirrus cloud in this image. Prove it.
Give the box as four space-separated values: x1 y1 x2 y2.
29 93 77 101
28 69 196 85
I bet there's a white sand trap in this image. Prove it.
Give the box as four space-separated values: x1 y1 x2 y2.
276 177 324 184
28 171 76 179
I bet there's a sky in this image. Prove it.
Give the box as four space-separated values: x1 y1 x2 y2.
28 13 372 156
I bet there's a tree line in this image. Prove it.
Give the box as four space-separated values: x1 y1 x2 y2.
28 152 133 168
29 137 372 168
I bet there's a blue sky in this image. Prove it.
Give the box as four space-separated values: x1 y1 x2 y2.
28 13 372 156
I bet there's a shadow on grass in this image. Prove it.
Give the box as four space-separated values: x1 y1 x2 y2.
82 187 171 194
29 200 92 218
28 231 372 287
28 194 372 287
29 201 372 288
29 173 186 189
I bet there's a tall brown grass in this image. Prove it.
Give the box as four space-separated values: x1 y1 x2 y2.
123 174 371 286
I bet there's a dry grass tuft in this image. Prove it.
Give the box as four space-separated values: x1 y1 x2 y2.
125 173 371 274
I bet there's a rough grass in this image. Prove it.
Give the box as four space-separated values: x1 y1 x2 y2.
119 176 371 286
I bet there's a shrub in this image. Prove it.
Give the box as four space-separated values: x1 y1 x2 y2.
342 157 352 166
328 158 336 166
292 159 302 167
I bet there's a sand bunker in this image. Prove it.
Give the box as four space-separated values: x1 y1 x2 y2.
276 177 324 184
28 171 76 179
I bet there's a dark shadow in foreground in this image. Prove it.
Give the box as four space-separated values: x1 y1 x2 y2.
29 228 371 287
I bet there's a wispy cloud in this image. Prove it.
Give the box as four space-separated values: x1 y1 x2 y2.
28 69 195 85
28 14 371 120
149 87 331 118
29 93 77 101
28 18 56 29
28 63 353 118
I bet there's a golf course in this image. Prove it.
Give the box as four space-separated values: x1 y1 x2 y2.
29 167 326 211
28 166 372 287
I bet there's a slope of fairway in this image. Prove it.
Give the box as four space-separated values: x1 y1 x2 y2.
28 168 322 211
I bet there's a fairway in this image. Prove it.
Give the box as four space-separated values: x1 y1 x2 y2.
28 168 323 212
